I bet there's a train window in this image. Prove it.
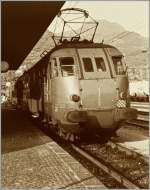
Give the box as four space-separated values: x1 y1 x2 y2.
82 58 94 72
112 57 125 75
59 57 75 77
95 57 106 72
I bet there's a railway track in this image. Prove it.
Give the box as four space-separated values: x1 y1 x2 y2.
127 102 149 129
71 140 148 189
131 102 149 113
30 104 149 189
125 109 149 129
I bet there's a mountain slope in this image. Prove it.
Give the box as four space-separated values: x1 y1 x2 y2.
18 19 148 80
93 19 148 81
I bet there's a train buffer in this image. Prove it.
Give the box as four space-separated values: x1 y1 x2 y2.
1 105 106 189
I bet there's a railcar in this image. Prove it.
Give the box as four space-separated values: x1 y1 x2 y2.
15 8 137 141
15 41 137 141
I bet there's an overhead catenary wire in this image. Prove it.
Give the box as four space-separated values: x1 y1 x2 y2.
107 18 148 43
109 24 147 43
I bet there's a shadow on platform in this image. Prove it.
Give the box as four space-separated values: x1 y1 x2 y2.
1 105 51 154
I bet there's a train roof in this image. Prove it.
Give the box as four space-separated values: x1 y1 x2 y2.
50 41 120 53
19 41 122 79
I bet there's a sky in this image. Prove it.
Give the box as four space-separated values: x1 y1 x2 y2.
49 1 149 37
16 0 149 76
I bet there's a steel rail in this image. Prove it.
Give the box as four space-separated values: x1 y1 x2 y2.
125 120 148 129
71 144 140 189
125 108 149 129
138 110 149 115
125 111 149 129
137 114 149 121
131 102 149 106
131 102 149 113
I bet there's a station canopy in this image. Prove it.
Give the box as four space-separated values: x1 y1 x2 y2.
2 1 65 70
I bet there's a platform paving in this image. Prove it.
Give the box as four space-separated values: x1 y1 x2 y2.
1 105 106 189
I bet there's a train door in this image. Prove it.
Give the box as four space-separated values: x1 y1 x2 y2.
77 48 99 108
77 48 115 108
50 57 61 123
44 63 52 119
38 70 44 116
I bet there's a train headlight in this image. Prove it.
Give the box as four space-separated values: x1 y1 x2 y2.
120 92 126 99
71 94 80 102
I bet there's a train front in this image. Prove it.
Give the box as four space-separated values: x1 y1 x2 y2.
50 43 137 140
74 44 138 134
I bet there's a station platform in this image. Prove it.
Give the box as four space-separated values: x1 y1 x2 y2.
1 104 106 189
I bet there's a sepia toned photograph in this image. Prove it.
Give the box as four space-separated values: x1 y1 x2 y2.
1 1 149 189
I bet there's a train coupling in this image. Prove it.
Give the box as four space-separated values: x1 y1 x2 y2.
113 107 138 122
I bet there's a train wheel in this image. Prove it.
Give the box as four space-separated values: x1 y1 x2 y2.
49 118 58 129
57 126 69 140
51 117 57 125
75 135 80 141
58 130 75 142
66 133 80 142
57 123 78 142
58 128 64 137
69 133 75 142
65 133 70 141
64 132 75 142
